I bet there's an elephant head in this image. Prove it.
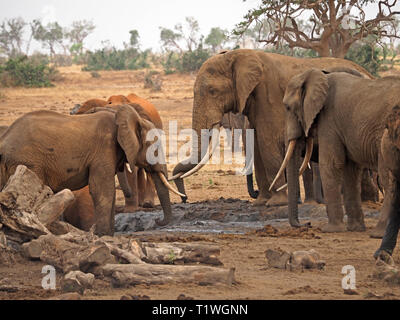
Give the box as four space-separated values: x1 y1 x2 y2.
108 95 130 105
171 50 264 199
115 104 184 225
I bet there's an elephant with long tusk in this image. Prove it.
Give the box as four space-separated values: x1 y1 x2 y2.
170 49 373 207
274 68 400 234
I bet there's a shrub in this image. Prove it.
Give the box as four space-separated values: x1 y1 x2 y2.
160 44 211 74
0 55 57 87
82 47 150 71
144 70 162 91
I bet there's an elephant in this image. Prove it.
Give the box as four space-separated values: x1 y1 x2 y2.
375 105 400 257
0 104 182 235
273 69 400 234
71 93 163 211
170 49 372 212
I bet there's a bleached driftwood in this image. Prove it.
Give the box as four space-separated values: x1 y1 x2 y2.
0 165 75 241
141 242 222 265
101 263 235 287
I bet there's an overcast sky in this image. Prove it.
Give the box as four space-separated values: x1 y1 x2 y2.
0 0 260 52
1 1 398 54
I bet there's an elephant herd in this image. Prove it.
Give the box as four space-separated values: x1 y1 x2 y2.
0 49 399 260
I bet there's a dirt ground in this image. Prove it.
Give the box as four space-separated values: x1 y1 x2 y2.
0 66 399 300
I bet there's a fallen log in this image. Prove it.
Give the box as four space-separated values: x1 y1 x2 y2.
0 165 76 241
101 264 235 287
141 242 222 265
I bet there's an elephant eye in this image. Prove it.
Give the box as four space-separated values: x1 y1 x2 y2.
209 87 217 96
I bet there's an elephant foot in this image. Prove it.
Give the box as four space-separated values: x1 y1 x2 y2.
142 201 155 208
321 222 346 233
252 196 269 206
347 221 366 232
265 193 288 207
369 221 386 239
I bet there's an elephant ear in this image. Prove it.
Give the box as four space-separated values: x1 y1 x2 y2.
232 53 263 113
115 105 144 167
301 69 329 137
386 105 400 148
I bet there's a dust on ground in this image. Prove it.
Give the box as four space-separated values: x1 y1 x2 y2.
0 66 399 300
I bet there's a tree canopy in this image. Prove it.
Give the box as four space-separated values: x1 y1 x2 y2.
235 0 400 57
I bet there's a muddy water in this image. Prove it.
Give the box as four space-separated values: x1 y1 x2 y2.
115 198 380 234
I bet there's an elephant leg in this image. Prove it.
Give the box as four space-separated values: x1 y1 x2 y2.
312 162 324 204
252 138 271 206
374 175 400 257
361 169 379 202
302 164 314 203
254 133 287 207
319 142 346 233
89 166 116 236
371 158 389 238
342 162 366 232
142 173 156 208
118 167 139 212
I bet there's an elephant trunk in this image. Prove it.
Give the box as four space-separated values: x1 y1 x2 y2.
151 171 172 226
171 103 222 201
287 139 302 227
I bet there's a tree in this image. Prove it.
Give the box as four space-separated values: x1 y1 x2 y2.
67 20 95 55
159 17 202 53
129 29 140 48
205 27 229 53
234 0 400 58
32 20 65 58
0 17 26 57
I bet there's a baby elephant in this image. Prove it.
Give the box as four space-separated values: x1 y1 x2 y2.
0 104 181 236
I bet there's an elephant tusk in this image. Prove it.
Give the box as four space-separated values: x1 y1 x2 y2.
274 138 314 192
180 124 221 179
269 140 296 192
299 138 313 176
158 172 187 198
126 163 133 174
168 172 183 181
276 183 287 192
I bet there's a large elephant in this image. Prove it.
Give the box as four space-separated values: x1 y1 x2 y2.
375 106 400 257
274 69 400 234
0 105 180 235
171 49 372 211
71 93 163 211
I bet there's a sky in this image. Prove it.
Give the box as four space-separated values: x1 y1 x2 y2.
0 0 260 52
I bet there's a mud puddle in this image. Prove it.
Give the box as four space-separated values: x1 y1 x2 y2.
115 198 380 235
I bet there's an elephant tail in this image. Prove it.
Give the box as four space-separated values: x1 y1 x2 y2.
246 172 259 199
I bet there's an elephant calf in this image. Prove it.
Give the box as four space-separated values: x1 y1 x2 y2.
0 105 181 235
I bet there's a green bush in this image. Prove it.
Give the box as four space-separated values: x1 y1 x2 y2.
82 47 150 71
160 44 211 74
0 55 57 87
